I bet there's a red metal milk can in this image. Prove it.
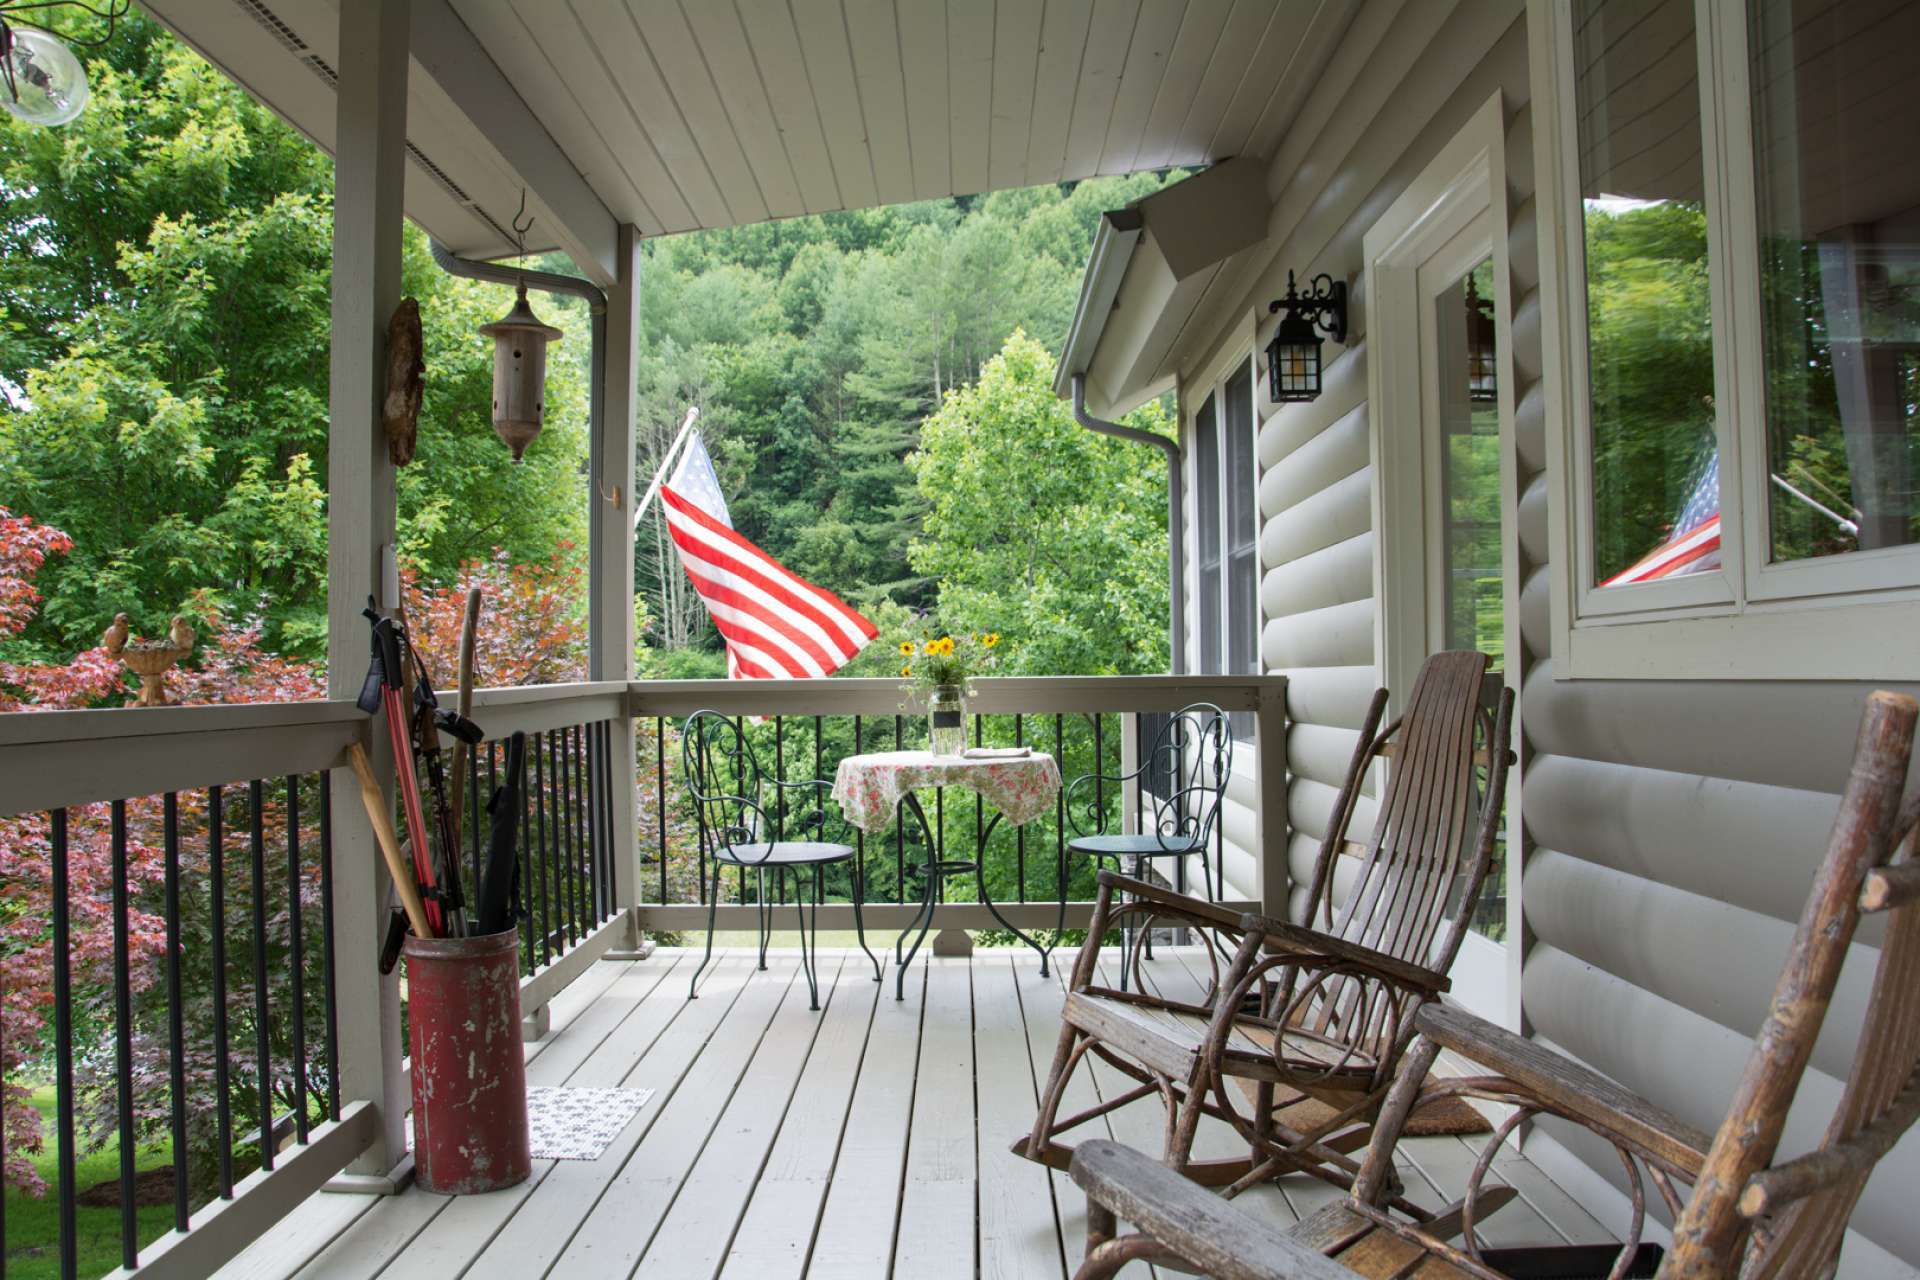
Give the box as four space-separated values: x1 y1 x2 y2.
404 928 531 1194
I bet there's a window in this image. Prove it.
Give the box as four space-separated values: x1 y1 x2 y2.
1534 0 1920 679
1191 355 1261 728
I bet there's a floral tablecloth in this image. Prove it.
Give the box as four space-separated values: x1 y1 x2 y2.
831 750 1063 835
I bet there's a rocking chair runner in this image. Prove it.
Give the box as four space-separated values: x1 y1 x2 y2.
1069 688 1920 1280
1018 649 1513 1198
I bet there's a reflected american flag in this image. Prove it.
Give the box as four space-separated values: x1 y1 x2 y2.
1602 454 1721 586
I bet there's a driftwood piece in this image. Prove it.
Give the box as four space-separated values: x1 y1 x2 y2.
383 296 424 466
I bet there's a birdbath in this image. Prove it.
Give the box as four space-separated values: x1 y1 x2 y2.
101 614 196 707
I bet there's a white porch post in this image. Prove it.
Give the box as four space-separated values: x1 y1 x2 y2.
325 0 411 1181
1254 679 1290 922
595 224 645 946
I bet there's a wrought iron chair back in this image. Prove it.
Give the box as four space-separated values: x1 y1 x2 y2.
1065 703 1232 859
681 709 832 866
1297 649 1507 1045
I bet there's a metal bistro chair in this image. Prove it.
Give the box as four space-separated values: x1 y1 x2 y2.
682 710 879 1009
1062 702 1232 981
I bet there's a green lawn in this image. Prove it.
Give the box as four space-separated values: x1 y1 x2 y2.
4 1088 177 1280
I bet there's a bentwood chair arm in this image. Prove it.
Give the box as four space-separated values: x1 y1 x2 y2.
1412 1002 1712 1180
1068 1139 1356 1280
1099 869 1248 933
1235 911 1450 998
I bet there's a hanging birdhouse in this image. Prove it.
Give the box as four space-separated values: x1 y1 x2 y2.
478 283 563 462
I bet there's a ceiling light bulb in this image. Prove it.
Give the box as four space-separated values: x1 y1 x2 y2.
2 26 89 128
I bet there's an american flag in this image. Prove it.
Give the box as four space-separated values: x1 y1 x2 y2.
1602 454 1721 586
659 433 876 679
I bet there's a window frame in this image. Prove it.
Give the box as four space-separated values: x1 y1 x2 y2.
1531 0 1920 681
1185 330 1260 686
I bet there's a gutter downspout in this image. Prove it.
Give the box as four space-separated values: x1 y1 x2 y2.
1073 373 1185 676
429 239 615 677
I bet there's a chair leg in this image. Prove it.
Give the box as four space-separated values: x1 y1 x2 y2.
755 867 771 971
689 878 720 999
1136 854 1154 961
794 866 820 1011
851 855 880 982
1024 1023 1088 1161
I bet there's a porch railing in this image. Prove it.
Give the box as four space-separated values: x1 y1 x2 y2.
0 683 629 1280
626 675 1287 936
0 673 1284 1279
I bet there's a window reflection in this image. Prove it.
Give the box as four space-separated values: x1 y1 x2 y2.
1574 0 1721 586
1752 0 1920 564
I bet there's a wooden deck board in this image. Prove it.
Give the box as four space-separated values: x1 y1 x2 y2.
205 948 1609 1280
891 957 977 1280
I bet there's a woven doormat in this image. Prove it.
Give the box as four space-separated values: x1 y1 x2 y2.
526 1086 655 1160
405 1086 655 1162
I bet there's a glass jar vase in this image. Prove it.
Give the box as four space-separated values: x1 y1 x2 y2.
927 683 965 757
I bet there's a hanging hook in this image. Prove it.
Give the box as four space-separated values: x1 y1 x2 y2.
511 188 536 256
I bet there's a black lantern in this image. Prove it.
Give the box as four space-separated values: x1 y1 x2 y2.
1265 271 1347 403
1465 274 1497 403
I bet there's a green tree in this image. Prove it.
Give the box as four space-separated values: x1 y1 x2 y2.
908 330 1172 676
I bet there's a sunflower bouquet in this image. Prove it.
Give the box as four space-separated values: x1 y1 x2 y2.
895 626 1003 691
896 623 1003 755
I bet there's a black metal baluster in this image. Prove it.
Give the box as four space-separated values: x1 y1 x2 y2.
895 713 905 903
775 716 785 904
656 717 668 904
813 716 825 902
51 809 78 1280
558 726 577 946
975 714 984 903
575 725 590 930
596 722 611 920
1015 715 1026 902
320 771 340 1123
111 800 136 1270
564 726 580 941
853 714 864 896
249 780 274 1172
534 731 550 964
1055 717 1067 902
163 794 190 1232
209 786 233 1197
286 776 309 1144
1093 714 1105 836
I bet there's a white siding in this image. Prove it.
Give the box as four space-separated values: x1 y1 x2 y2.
1163 1 1920 1270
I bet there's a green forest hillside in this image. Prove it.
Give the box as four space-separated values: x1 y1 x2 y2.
0 10 1180 684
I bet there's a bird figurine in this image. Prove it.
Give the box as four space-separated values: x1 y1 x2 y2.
110 614 196 707
100 612 131 655
383 296 424 465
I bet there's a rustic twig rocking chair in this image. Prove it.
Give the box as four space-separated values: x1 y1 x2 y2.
1068 688 1920 1280
1018 649 1513 1200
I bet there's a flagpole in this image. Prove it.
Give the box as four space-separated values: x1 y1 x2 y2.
632 406 700 532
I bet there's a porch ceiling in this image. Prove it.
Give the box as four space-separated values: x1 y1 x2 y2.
143 0 1358 281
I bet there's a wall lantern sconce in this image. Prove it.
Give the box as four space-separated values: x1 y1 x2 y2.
1466 274 1497 403
1265 271 1347 403
0 0 128 128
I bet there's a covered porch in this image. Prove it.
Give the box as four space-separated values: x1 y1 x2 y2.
209 948 1604 1280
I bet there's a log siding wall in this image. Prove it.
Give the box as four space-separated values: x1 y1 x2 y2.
1162 1 1920 1272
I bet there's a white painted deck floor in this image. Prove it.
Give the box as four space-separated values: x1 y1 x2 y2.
215 946 1614 1279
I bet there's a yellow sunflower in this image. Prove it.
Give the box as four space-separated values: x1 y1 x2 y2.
900 664 913 678
983 633 1000 647
898 640 914 656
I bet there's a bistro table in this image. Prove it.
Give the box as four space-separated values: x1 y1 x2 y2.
832 748 1064 998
